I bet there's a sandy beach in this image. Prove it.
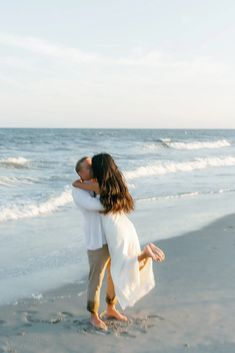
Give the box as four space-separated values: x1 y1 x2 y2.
1 212 235 353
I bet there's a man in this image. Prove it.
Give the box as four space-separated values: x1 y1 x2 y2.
72 156 127 331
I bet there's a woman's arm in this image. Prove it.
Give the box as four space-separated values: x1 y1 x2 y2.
72 179 100 194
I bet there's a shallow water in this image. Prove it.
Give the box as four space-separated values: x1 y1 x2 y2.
1 128 235 305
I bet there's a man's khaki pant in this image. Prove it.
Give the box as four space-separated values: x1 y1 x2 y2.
87 244 118 314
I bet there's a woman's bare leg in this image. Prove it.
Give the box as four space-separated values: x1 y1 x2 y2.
138 257 148 271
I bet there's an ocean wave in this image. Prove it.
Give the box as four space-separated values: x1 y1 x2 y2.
0 187 73 223
0 176 39 186
124 156 235 179
136 192 199 203
136 188 235 203
0 156 31 169
167 139 231 150
144 139 231 151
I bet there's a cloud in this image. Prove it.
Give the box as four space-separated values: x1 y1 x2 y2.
0 32 231 94
0 32 228 76
0 72 27 89
115 50 163 66
115 51 228 77
0 32 102 64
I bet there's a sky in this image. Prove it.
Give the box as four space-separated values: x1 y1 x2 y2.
0 0 235 128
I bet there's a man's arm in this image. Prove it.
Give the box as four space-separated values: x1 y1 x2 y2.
72 186 104 211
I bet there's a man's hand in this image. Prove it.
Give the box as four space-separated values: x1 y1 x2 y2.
93 182 100 195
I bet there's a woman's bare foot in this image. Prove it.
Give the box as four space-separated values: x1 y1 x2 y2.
90 313 108 330
149 243 165 261
143 244 159 261
106 306 128 321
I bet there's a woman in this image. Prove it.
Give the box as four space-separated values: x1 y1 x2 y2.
73 153 165 310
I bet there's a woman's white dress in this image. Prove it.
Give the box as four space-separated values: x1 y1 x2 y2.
100 210 156 310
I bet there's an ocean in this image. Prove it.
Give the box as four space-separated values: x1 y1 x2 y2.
1 128 235 305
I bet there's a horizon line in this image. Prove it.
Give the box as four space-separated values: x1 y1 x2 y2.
0 127 235 130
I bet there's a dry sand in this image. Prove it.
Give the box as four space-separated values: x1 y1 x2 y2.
1 213 235 353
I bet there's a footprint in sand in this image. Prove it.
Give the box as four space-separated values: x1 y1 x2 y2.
147 314 165 321
19 310 159 338
24 311 63 324
95 313 159 338
61 311 74 318
69 312 160 338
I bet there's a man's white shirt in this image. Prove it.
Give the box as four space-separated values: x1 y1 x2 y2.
72 186 107 250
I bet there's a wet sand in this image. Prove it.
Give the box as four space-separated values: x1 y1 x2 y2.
1 213 235 353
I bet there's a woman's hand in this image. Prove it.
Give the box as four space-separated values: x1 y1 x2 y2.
72 179 82 187
72 179 100 194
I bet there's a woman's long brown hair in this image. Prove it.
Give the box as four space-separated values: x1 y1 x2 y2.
92 153 134 214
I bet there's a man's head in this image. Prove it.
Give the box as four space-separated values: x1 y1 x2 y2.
75 156 93 181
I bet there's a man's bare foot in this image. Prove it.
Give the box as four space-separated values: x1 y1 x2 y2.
106 306 128 321
90 313 108 331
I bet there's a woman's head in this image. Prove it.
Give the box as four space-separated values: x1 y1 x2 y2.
91 153 134 214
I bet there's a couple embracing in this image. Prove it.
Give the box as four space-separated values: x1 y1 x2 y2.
72 153 165 331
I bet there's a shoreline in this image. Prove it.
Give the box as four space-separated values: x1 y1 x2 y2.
1 212 235 352
2 192 235 309
0 203 225 308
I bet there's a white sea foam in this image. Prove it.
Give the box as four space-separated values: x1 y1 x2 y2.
144 139 231 151
0 176 39 186
136 192 199 203
167 139 231 150
124 156 235 180
31 293 43 300
0 176 22 186
136 188 234 203
0 156 31 168
0 187 73 223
